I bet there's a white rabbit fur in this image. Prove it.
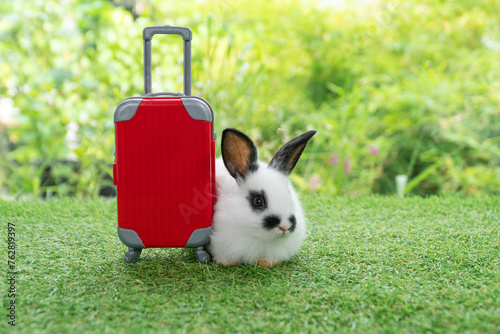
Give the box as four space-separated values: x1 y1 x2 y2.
208 129 316 267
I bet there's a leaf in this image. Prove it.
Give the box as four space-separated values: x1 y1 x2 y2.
405 159 445 194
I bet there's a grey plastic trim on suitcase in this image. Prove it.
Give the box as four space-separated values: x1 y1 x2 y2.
185 227 212 248
117 227 146 249
143 26 192 41
181 98 213 122
145 92 186 97
114 99 143 123
143 25 192 96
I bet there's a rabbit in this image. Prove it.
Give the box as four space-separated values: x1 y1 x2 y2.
208 128 316 268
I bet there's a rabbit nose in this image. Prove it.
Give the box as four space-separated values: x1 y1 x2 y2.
279 225 289 232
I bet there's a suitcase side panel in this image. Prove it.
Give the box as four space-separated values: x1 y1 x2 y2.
115 98 215 248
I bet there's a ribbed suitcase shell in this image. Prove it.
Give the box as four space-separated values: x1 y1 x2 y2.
114 96 215 250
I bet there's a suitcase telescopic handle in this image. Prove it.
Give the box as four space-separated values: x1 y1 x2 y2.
143 25 192 96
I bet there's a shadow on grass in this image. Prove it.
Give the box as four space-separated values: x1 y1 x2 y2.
88 246 303 296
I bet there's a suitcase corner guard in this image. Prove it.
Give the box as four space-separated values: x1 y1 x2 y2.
114 98 143 123
185 227 212 248
181 97 213 122
117 227 146 249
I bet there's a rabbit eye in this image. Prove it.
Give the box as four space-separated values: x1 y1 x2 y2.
253 195 264 208
247 190 267 212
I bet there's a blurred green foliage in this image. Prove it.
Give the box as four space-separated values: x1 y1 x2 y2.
1 0 499 198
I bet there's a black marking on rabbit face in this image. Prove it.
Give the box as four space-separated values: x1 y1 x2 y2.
288 214 297 232
263 214 281 230
247 190 268 212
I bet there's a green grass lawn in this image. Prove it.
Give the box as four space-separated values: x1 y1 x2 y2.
1 196 499 333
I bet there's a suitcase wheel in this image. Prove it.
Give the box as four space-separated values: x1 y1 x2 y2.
195 247 211 264
124 248 142 263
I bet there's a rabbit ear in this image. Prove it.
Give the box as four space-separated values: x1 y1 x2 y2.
269 130 316 175
221 128 259 181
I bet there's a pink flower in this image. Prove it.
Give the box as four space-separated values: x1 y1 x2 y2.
308 175 321 192
329 152 339 166
369 145 379 155
344 157 351 174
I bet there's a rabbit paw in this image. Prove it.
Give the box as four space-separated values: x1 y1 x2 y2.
216 260 238 267
257 259 281 268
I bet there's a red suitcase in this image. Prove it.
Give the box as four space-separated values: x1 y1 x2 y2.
113 26 215 263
